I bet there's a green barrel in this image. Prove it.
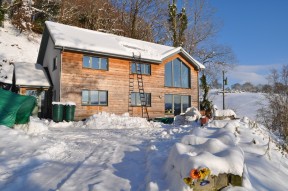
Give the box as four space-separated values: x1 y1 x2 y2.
52 103 64 122
64 104 76 122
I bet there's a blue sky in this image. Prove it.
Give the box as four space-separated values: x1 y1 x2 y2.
207 0 288 85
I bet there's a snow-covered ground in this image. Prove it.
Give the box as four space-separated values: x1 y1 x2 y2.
210 90 267 120
1 21 288 191
0 21 41 64
1 96 288 191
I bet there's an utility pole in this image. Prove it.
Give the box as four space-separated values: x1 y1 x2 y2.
222 70 227 110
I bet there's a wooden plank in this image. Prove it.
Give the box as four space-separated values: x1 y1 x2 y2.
60 51 200 120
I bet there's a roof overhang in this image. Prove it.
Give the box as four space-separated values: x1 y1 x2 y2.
161 47 205 70
54 45 163 64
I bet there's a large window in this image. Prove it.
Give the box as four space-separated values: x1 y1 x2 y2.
82 90 108 105
131 92 151 106
131 63 151 75
165 59 190 88
83 56 108 70
165 94 191 115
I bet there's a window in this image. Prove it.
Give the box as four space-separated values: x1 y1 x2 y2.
83 56 108 70
131 63 151 75
53 57 57 71
165 94 191 115
131 92 151 106
165 58 190 88
82 90 108 105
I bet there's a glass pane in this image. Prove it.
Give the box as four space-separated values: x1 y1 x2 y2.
136 93 141 105
146 64 151 75
165 62 172 87
99 91 107 105
145 93 151 106
92 57 100 69
141 64 145 74
131 63 136 73
174 95 181 115
182 96 190 113
83 56 90 68
181 63 190 88
90 91 99 105
82 90 89 104
165 94 173 114
173 59 181 87
101 58 108 70
137 64 141 74
131 92 136 105
26 90 37 97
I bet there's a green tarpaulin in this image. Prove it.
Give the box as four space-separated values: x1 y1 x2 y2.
0 88 36 127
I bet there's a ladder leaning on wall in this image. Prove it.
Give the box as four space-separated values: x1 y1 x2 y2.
128 53 150 120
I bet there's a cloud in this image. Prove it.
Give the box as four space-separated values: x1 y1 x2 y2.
227 64 282 85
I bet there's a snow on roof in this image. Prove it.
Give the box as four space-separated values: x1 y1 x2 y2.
44 21 205 69
14 62 50 87
0 63 14 84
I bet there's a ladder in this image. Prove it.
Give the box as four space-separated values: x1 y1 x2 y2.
128 64 134 117
128 53 150 119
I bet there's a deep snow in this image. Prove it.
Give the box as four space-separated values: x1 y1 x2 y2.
1 21 288 191
1 97 288 191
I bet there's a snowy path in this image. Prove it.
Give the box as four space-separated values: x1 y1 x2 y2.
0 126 174 191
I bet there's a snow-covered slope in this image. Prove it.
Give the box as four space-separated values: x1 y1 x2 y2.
0 21 41 64
210 90 267 120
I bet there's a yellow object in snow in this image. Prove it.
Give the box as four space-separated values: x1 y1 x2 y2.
198 167 211 180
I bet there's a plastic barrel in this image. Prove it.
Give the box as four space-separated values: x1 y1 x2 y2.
52 103 64 122
64 105 76 122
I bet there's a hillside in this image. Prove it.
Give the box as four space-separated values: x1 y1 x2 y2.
210 90 267 120
0 21 41 64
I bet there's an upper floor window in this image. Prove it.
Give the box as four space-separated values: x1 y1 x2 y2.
131 63 151 75
83 56 108 70
165 58 190 88
130 92 151 106
82 90 108 106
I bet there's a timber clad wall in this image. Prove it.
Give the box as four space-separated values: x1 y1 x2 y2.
60 51 199 120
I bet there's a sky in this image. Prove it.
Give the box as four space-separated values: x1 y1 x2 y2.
208 0 288 86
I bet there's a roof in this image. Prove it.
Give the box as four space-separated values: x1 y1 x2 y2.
39 21 205 70
14 62 50 87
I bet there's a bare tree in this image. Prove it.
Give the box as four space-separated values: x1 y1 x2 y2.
258 65 288 142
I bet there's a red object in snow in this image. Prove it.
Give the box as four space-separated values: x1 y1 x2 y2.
201 116 209 126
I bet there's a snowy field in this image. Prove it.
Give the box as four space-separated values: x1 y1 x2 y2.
0 94 288 191
209 90 267 120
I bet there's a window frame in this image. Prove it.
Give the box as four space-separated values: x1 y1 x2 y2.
130 92 151 107
164 58 191 88
164 94 191 115
81 90 108 106
130 63 151 75
83 55 109 71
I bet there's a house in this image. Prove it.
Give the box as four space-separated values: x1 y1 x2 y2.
0 62 51 118
37 21 205 120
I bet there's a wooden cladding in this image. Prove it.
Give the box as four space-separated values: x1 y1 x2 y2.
60 51 199 120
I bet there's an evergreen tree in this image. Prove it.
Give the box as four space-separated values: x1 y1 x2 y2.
0 1 5 27
168 0 188 47
200 74 212 112
32 0 60 33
